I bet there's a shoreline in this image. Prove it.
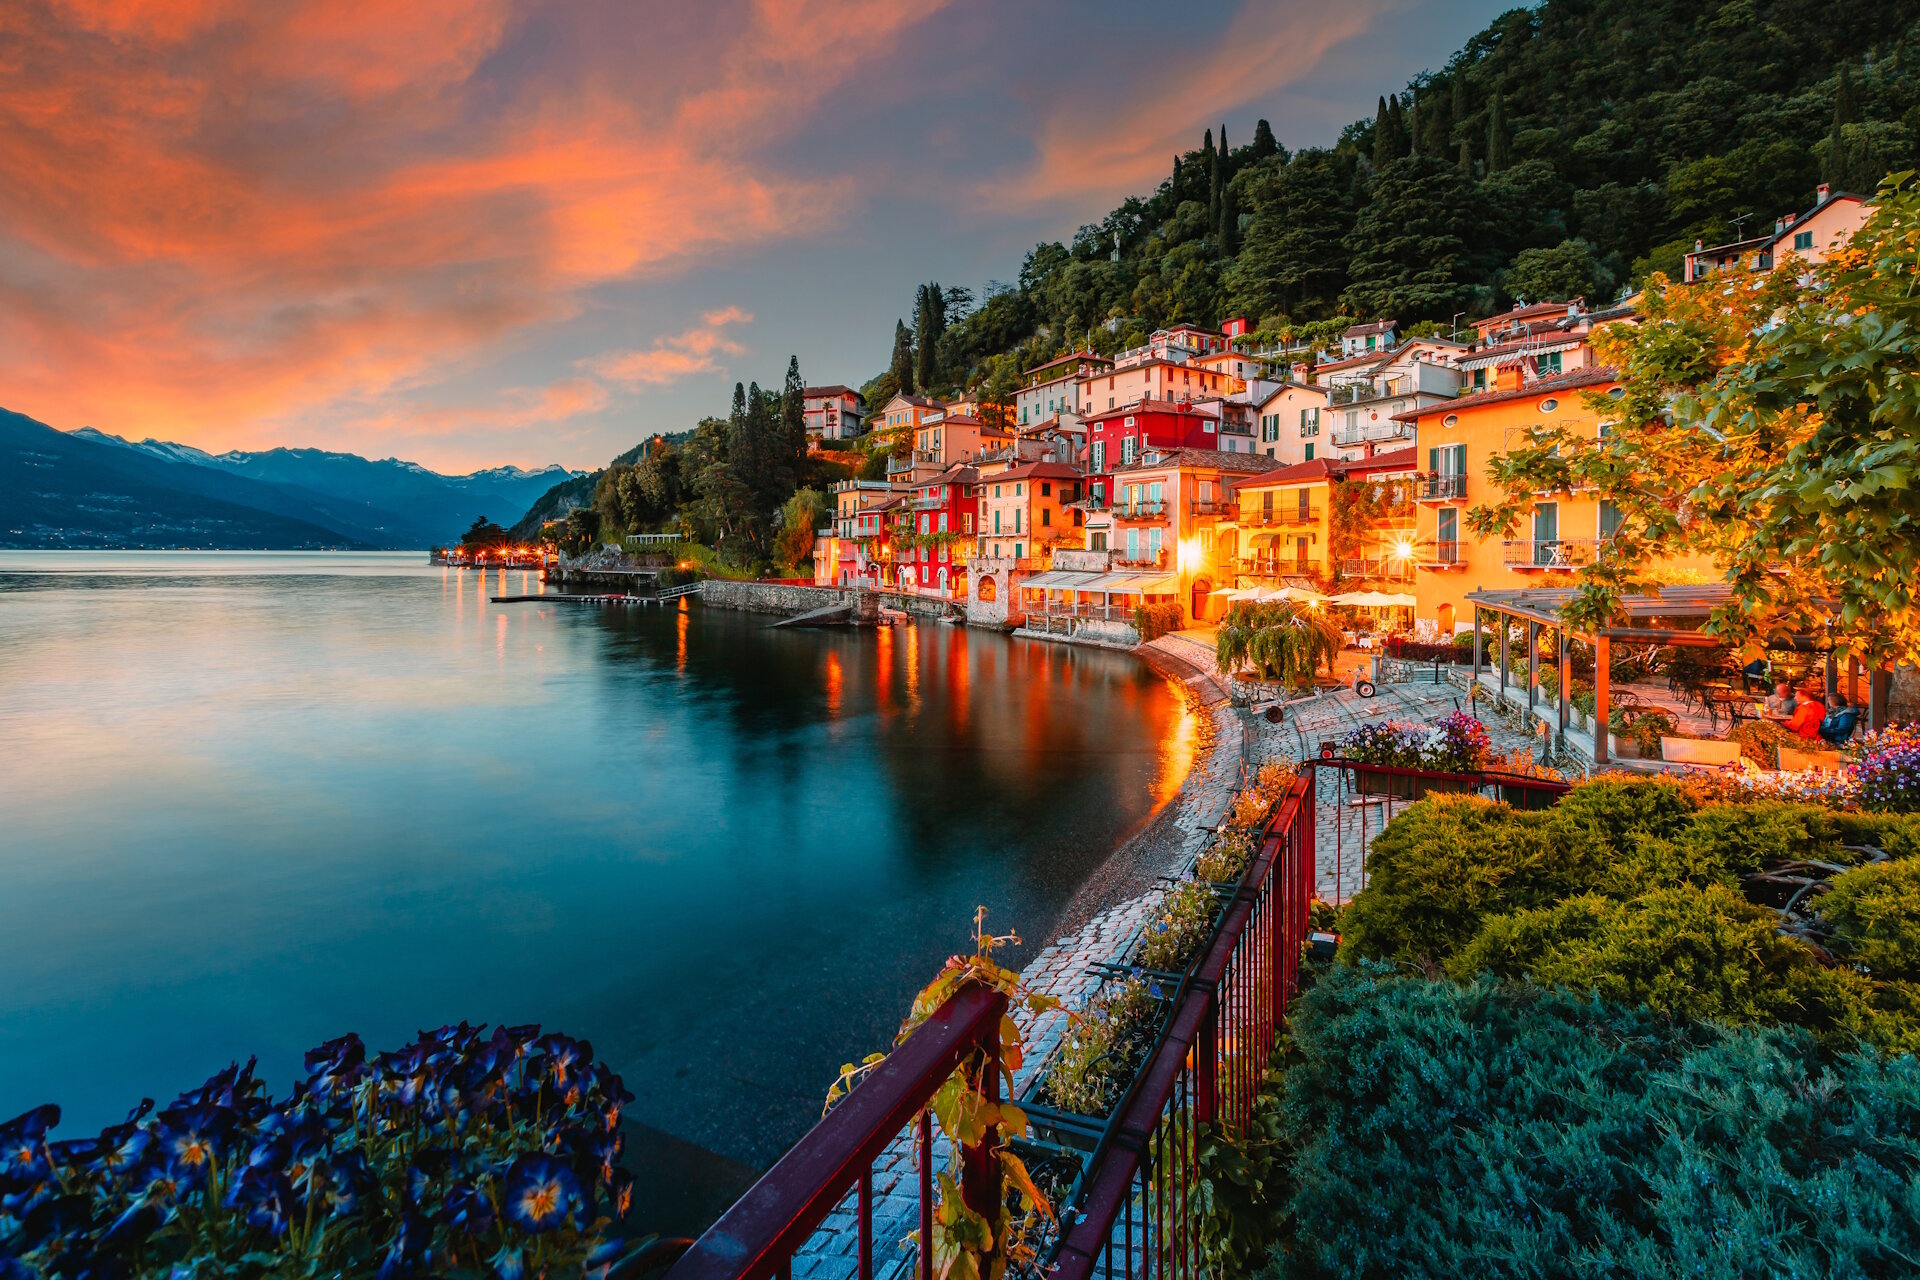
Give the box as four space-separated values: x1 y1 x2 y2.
1040 634 1249 945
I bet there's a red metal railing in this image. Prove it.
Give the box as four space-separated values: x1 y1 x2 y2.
1047 770 1314 1280
666 760 1562 1280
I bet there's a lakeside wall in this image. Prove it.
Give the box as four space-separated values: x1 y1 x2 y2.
700 580 965 622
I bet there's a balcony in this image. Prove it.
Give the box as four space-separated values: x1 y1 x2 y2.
1112 500 1167 521
1188 498 1235 517
911 496 943 510
1338 557 1415 582
1503 538 1600 570
1240 505 1322 528
1414 474 1468 502
1113 551 1168 569
1330 421 1415 448
1240 556 1316 579
1417 540 1464 570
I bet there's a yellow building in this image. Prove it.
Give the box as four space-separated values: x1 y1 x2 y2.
1403 367 1626 638
1226 450 1418 589
1108 448 1283 620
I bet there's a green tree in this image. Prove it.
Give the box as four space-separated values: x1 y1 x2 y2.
890 319 915 394
1341 155 1479 320
774 487 828 570
1225 149 1353 320
1486 90 1510 173
1825 62 1858 187
459 516 513 548
781 354 807 473
1473 175 1920 669
914 283 946 392
1505 237 1615 303
1249 118 1281 162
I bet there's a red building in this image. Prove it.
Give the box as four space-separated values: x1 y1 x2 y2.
1083 399 1222 507
903 465 978 598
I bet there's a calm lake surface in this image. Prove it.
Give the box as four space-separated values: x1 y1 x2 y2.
0 552 1186 1174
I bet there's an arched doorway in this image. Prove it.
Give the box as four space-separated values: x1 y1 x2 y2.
978 576 998 603
1191 577 1213 622
1437 602 1455 638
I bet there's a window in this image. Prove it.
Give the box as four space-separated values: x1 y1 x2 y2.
1345 411 1359 430
938 512 948 533
1437 507 1458 560
1794 230 1814 251
1472 369 1487 392
1042 509 1051 527
1443 413 1459 428
1538 397 1559 412
1014 543 1023 560
1016 482 1024 495
1304 443 1314 461
1121 436 1137 464
1148 528 1162 561
1600 500 1624 538
1091 531 1107 550
1127 528 1139 560
1092 441 1106 472
994 485 1002 497
1013 508 1021 533
1148 482 1163 507
1540 353 1563 375
1041 481 1051 497
993 509 1002 534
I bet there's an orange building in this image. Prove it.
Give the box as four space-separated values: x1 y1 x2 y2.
977 461 1084 566
1107 448 1283 620
1226 450 1417 589
1684 185 1872 283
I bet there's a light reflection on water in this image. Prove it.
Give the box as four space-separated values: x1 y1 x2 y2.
0 552 1182 1167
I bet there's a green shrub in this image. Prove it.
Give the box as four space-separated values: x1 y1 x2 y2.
1133 601 1185 642
1824 858 1920 982
1670 800 1850 879
1728 718 1795 768
1338 796 1576 966
1540 776 1695 860
1260 967 1920 1280
1833 813 1920 859
1137 880 1220 972
1448 884 1829 1032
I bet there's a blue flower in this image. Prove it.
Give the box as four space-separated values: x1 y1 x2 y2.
490 1246 527 1280
376 1211 432 1280
502 1154 587 1234
1 1104 60 1184
153 1106 235 1191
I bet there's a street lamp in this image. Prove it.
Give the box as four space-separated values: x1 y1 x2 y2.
1450 311 1466 343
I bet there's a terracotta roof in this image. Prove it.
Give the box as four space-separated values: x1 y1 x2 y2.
803 385 863 401
989 461 1084 481
1393 367 1620 421
1342 319 1396 336
1230 458 1334 489
1023 350 1111 377
1328 448 1417 475
1085 395 1221 424
887 393 940 408
1110 448 1283 475
1306 351 1390 374
919 464 979 488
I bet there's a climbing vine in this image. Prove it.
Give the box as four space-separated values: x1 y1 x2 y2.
826 911 1060 1280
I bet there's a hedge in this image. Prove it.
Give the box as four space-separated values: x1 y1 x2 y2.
1259 967 1920 1280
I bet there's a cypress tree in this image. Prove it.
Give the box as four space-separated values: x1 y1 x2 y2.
1454 76 1472 171
1252 118 1279 161
1211 123 1227 240
1220 165 1241 256
1406 92 1421 157
1487 91 1510 173
915 283 943 392
891 319 914 394
782 355 806 468
1428 83 1451 160
1825 63 1857 187
1373 96 1392 167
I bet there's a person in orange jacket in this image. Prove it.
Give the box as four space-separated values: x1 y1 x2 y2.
1784 688 1827 740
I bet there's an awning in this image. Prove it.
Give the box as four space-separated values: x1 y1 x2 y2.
1021 569 1102 590
1455 339 1579 372
1331 590 1417 607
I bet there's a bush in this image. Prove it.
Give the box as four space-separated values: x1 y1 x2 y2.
1262 967 1920 1280
1133 601 1184 642
1825 858 1920 982
1382 636 1456 663
1338 796 1574 966
1728 718 1794 768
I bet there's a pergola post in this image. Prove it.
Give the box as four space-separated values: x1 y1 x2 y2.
1558 628 1571 741
1593 633 1611 766
1526 621 1539 713
1870 666 1892 730
1499 615 1510 691
1472 606 1483 694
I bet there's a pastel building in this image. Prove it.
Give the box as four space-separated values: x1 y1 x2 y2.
977 461 1083 565
1684 185 1872 283
1083 400 1222 507
802 386 867 440
1105 447 1282 619
1017 351 1109 427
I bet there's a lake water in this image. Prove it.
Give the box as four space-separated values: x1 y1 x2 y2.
0 552 1185 1189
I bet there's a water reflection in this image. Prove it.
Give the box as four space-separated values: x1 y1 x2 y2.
0 552 1180 1173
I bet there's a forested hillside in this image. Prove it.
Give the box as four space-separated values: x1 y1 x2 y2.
868 0 1920 407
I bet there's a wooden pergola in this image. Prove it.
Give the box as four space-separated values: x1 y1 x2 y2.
1465 585 1879 765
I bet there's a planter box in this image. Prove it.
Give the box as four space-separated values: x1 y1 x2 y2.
1777 744 1843 773
1607 732 1641 760
1414 776 1475 799
1660 736 1742 768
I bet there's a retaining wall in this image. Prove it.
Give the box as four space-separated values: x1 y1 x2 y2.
700 580 855 616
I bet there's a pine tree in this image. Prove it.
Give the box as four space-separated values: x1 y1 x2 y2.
1225 149 1355 320
1220 166 1241 257
1373 96 1392 167
1208 127 1224 241
1341 154 1479 320
1387 95 1408 161
1407 91 1422 157
1486 91 1510 173
890 320 915 394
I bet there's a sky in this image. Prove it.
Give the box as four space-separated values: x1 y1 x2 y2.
0 0 1512 473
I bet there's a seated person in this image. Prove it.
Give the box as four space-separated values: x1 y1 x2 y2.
1820 696 1862 747
1784 689 1827 740
1764 680 1798 718
1742 657 1771 692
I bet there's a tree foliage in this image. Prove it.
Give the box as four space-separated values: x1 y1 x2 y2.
1472 175 1920 667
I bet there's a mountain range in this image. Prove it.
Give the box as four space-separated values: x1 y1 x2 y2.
0 407 580 549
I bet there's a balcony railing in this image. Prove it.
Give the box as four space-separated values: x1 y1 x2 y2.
1113 551 1168 569
911 496 942 510
1330 422 1415 448
1414 474 1468 501
1241 556 1316 578
1338 557 1415 582
1503 537 1601 569
1241 506 1322 528
1424 539 1462 566
1113 500 1167 520
1188 498 1235 517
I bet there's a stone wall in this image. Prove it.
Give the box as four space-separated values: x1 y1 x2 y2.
966 556 1017 628
699 580 854 616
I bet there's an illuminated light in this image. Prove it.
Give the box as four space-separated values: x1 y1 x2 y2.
1391 537 1415 562
1176 536 1203 574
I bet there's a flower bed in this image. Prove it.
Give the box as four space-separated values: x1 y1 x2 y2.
0 1025 640 1279
1036 974 1167 1119
1337 714 1493 795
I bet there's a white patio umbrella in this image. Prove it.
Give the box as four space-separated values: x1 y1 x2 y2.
1331 590 1416 607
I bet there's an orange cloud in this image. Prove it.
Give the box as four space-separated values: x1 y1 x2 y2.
585 308 754 388
0 0 947 459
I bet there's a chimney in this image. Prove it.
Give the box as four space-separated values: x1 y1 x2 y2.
1817 183 1831 205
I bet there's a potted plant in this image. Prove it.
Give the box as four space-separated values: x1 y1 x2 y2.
1338 721 1425 797
1415 712 1492 794
1570 683 1596 732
